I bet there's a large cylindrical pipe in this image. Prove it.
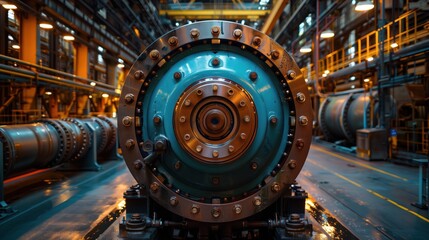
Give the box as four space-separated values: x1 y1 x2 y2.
319 90 375 143
1 117 117 177
0 123 60 175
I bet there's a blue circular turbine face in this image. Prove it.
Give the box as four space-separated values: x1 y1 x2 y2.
118 21 312 223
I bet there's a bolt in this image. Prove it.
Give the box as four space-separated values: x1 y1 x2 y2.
184 134 191 141
299 116 309 126
133 159 143 170
211 26 220 36
287 70 296 80
212 57 220 66
170 196 178 206
190 28 200 39
179 116 186 123
240 133 247 140
168 36 178 46
134 70 145 80
124 93 134 104
243 115 250 123
253 196 262 206
271 182 281 193
125 139 135 149
271 50 280 60
249 72 258 81
233 29 242 39
184 99 191 106
228 145 235 153
250 162 258 170
270 116 278 124
150 182 159 192
239 100 246 107
191 205 200 214
174 161 181 169
153 116 161 125
252 36 262 46
149 49 160 60
227 89 234 96
296 92 306 103
122 116 132 126
233 205 242 214
196 145 203 153
174 71 182 80
212 207 221 218
196 89 203 96
288 160 297 169
296 139 305 150
213 85 218 92
212 150 219 158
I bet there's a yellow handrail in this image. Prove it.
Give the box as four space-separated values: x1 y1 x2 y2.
302 10 428 80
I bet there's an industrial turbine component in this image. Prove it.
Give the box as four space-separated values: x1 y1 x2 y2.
118 20 312 227
0 117 117 176
318 90 378 144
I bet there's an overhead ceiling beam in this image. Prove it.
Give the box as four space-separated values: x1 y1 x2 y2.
159 9 270 20
261 0 289 35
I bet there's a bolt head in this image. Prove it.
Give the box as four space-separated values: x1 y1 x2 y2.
122 116 132 126
299 116 309 126
134 70 144 80
191 205 200 214
212 150 219 158
190 28 200 39
287 70 296 80
149 50 160 60
168 36 178 46
153 116 161 125
296 92 306 103
125 139 135 149
233 29 242 39
174 71 182 80
212 57 220 66
170 196 178 206
296 139 305 150
271 182 281 192
124 93 134 103
211 207 221 218
288 160 297 169
133 160 143 170
150 182 159 192
252 36 262 46
249 72 258 81
253 196 262 206
271 50 280 60
270 116 278 124
233 205 242 214
211 26 220 36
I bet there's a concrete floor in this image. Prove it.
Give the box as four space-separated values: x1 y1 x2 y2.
0 142 428 239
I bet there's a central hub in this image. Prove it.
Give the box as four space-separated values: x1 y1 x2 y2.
198 103 232 140
174 78 257 163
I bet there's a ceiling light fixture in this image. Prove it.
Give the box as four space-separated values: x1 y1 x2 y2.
300 45 312 53
39 23 53 29
320 29 335 39
2 4 17 9
390 42 399 48
355 1 374 11
63 35 75 41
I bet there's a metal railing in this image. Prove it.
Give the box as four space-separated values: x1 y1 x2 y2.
0 54 120 96
302 9 429 79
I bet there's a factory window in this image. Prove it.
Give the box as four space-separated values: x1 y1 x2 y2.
6 9 20 58
39 28 50 67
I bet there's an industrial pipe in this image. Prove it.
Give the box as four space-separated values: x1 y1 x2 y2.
318 90 376 144
0 117 117 177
